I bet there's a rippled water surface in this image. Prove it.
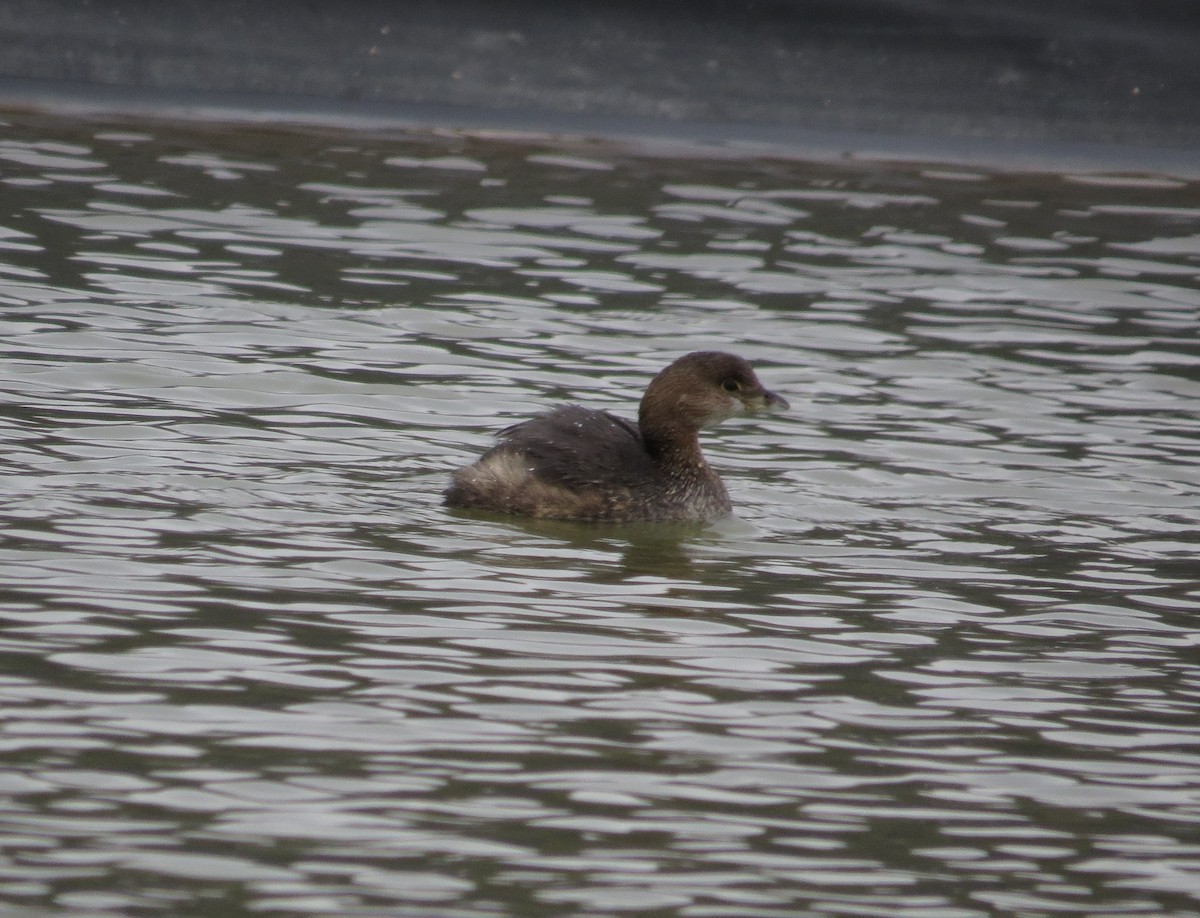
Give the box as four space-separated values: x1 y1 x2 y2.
2 110 1199 917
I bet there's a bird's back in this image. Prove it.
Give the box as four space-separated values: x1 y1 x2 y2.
444 405 669 519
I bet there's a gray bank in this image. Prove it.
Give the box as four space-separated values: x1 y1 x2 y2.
2 0 1198 170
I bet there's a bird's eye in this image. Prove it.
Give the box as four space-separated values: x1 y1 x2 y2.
721 379 742 393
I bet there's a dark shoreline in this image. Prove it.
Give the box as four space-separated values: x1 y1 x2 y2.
2 0 1198 173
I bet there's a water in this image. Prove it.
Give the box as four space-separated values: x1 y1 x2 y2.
1 109 1199 917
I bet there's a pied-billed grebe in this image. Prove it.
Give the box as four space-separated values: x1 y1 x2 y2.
444 351 788 522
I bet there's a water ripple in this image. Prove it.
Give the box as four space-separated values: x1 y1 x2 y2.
0 111 1198 917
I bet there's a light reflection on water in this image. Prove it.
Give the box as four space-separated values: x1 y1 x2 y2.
1 111 1199 917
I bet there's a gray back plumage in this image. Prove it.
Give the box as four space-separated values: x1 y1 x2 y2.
491 405 662 491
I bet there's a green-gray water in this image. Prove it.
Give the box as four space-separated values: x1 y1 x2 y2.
2 111 1199 917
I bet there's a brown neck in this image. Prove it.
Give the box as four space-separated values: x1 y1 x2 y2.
641 420 707 474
